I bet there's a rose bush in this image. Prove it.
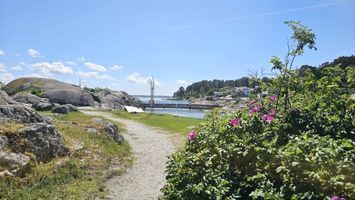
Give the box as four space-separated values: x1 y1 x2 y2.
161 21 354 200
162 103 354 199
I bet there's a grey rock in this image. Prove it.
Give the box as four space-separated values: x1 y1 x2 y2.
3 77 95 106
104 122 124 143
95 90 143 110
0 135 8 150
0 105 50 124
20 123 69 162
51 105 70 114
32 102 54 111
0 151 30 177
43 89 94 106
92 118 124 143
0 90 17 105
12 93 43 104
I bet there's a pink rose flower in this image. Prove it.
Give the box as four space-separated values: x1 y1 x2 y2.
331 195 346 200
187 130 197 141
269 95 277 102
262 114 274 123
229 118 240 127
249 105 262 114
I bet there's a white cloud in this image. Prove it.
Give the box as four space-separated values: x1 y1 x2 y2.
75 71 112 80
84 62 107 72
176 80 188 85
0 72 14 83
0 63 7 72
126 73 160 86
28 48 41 57
23 73 44 78
66 61 78 66
0 50 5 56
31 62 74 76
111 65 123 71
10 65 23 71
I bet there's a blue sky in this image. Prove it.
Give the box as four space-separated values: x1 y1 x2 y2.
0 0 354 95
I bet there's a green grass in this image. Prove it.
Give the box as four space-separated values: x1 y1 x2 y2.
113 111 204 135
0 111 132 199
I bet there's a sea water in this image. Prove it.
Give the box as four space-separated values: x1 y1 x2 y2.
134 95 206 119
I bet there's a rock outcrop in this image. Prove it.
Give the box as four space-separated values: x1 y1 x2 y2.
0 151 30 177
32 102 54 111
3 77 142 110
0 105 50 124
19 123 69 162
0 90 17 105
42 89 94 106
3 77 95 106
0 92 68 177
92 118 124 143
52 105 70 114
12 93 47 104
94 90 142 110
51 104 78 114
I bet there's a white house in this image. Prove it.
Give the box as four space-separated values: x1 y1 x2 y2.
234 87 251 97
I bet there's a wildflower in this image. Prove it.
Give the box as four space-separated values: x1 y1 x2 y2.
249 105 262 114
253 105 262 112
229 118 240 127
269 95 277 102
187 130 197 141
248 99 256 106
262 114 274 123
331 195 346 200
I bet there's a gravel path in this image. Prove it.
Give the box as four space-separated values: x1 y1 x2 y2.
80 110 176 200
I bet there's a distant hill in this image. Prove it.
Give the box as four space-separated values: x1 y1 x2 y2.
299 55 355 77
174 55 355 99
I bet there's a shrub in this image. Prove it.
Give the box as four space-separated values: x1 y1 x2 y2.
162 97 354 199
162 20 355 200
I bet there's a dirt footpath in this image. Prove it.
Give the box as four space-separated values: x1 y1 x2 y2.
80 110 176 200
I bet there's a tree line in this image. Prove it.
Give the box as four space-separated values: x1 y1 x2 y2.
173 55 355 99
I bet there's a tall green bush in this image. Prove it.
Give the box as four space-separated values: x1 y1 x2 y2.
162 21 355 199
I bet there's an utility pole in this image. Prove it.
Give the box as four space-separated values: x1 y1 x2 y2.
149 77 155 114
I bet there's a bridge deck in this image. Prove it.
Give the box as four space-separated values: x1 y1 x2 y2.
142 103 220 110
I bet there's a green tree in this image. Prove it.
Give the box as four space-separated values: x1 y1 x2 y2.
174 86 185 99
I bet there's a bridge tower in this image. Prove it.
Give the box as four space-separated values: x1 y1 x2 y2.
149 77 155 113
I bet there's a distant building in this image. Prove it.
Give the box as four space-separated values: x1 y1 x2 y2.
234 87 251 97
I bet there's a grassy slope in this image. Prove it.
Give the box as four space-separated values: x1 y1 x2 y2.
0 112 132 200
113 111 204 136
